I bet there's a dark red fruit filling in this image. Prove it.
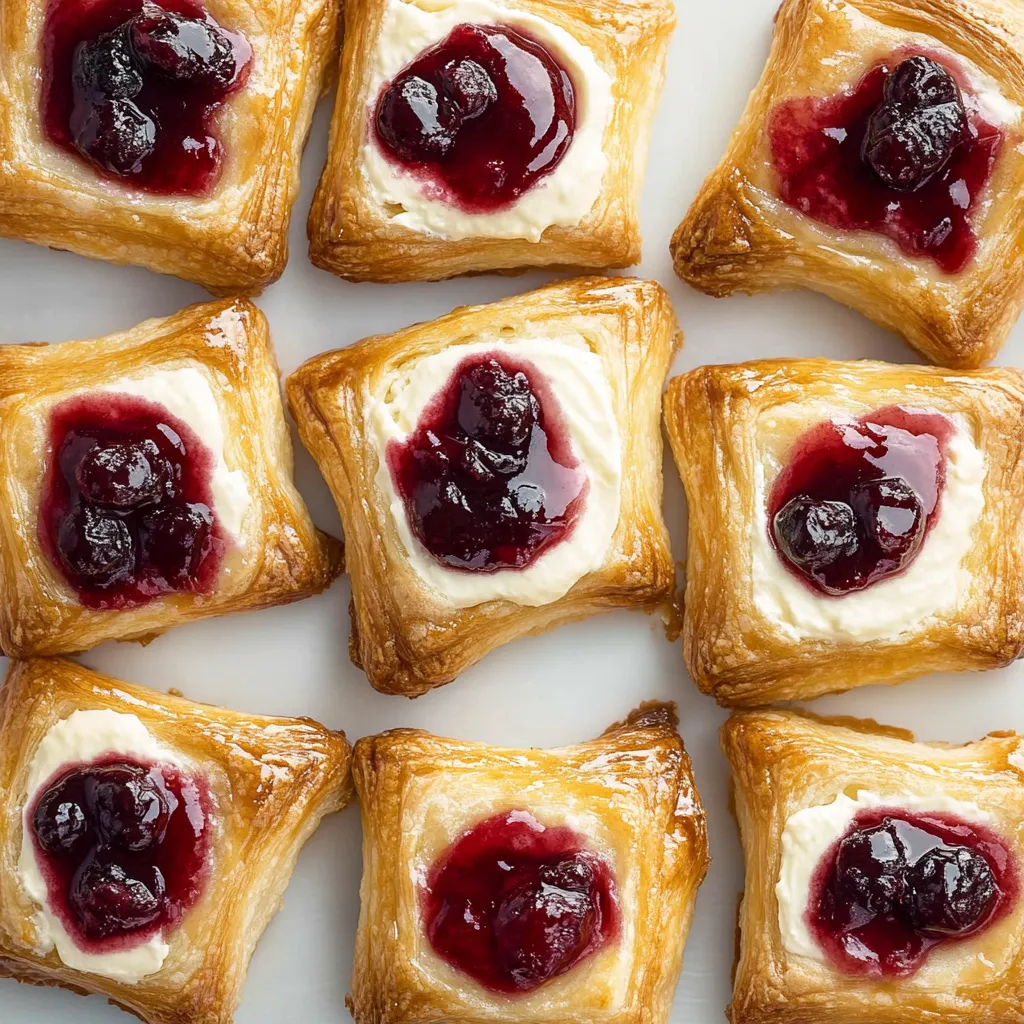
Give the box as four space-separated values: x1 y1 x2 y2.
809 808 1017 976
30 757 209 948
422 810 619 993
43 0 252 194
41 392 225 609
768 52 1003 273
374 23 576 212
768 406 952 595
388 354 586 572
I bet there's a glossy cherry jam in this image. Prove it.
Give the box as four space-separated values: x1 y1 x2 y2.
41 392 225 609
373 23 576 212
808 809 1017 977
43 0 252 194
422 810 619 993
30 757 209 949
768 406 952 596
388 354 586 572
768 52 1003 273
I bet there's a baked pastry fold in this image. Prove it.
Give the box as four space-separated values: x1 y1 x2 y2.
722 708 1024 1024
350 702 709 1024
308 0 674 282
664 357 1024 706
288 276 679 696
0 0 338 293
0 298 341 658
670 0 1024 368
0 657 353 1024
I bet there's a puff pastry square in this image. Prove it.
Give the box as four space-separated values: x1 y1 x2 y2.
0 656 353 1024
721 708 1024 1024
0 0 337 294
349 702 708 1024
664 357 1024 706
287 276 680 696
307 0 675 282
669 0 1024 369
0 298 342 658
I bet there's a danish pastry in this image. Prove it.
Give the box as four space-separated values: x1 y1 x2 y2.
350 702 708 1024
307 0 675 282
0 0 337 293
287 276 680 696
722 707 1024 1023
670 0 1024 368
0 298 342 658
0 657 353 1024
664 357 1024 706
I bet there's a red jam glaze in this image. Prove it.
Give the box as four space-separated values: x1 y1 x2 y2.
29 756 210 950
422 810 620 993
42 0 252 195
373 23 576 213
768 51 1004 274
808 808 1018 977
40 392 226 609
768 406 953 596
388 353 587 572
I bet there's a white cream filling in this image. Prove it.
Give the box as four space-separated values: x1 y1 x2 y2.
777 790 995 962
365 335 621 608
360 0 613 241
751 414 985 641
17 711 185 983
98 367 251 542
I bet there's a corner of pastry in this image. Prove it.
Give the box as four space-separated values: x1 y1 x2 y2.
0 298 342 658
721 707 1024 1023
0 657 353 1024
669 0 1024 368
664 357 1024 706
349 701 708 1024
306 0 675 282
286 276 680 696
0 0 338 294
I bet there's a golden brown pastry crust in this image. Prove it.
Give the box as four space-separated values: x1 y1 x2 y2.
287 276 680 696
664 357 1024 706
0 298 342 658
721 707 1024 1024
349 702 709 1024
0 657 354 1024
0 0 338 294
307 0 674 282
669 0 1024 369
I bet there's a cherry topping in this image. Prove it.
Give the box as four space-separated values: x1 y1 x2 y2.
809 810 1016 976
862 56 970 191
43 0 252 194
129 8 240 86
41 393 224 610
30 758 208 950
769 50 1003 273
70 856 164 939
374 23 576 213
768 407 951 596
389 354 586 572
422 811 619 993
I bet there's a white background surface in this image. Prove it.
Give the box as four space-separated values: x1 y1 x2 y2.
3 0 1023 1020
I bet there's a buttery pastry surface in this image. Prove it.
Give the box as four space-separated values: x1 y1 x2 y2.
349 702 709 1024
287 276 680 696
721 707 1024 1023
0 0 337 294
669 0 1024 369
0 657 354 1024
664 357 1024 706
0 298 341 658
307 0 675 282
